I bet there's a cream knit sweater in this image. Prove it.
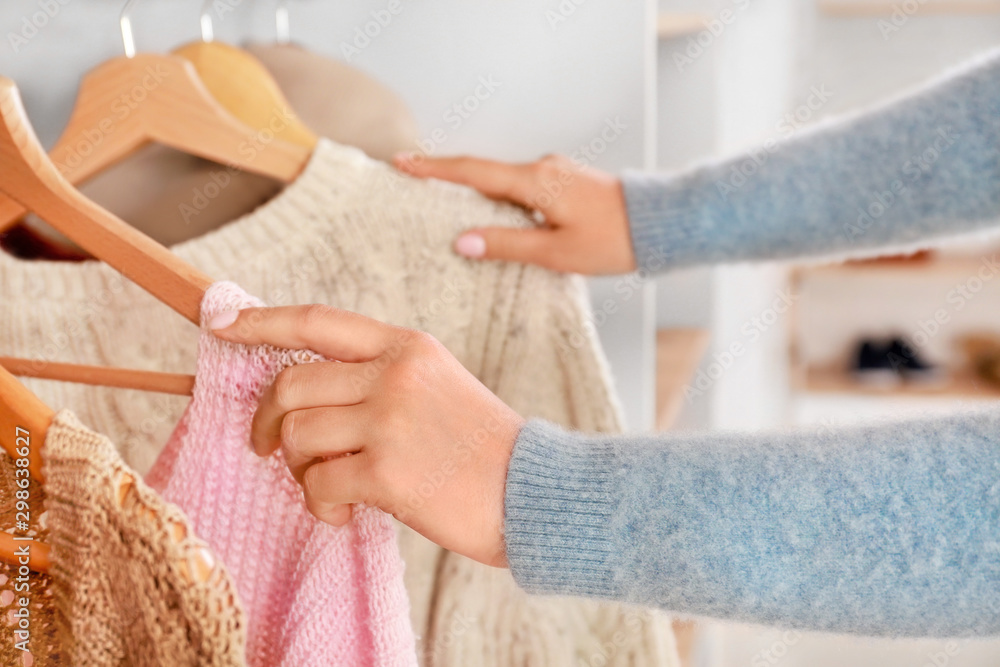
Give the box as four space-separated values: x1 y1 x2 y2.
0 139 678 666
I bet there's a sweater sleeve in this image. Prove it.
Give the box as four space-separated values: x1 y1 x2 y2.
624 49 1000 272
503 413 1000 638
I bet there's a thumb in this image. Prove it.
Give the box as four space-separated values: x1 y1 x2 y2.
454 227 554 266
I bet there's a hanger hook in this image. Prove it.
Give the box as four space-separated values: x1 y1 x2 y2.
275 0 290 45
200 0 215 42
120 0 140 58
200 0 280 44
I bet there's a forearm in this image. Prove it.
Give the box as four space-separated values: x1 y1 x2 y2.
504 413 1000 637
625 48 1000 272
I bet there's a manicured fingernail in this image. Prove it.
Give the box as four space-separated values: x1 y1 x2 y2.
209 310 239 330
455 233 486 259
394 152 416 169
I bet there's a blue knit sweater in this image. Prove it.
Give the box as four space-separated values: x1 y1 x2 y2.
504 49 1000 637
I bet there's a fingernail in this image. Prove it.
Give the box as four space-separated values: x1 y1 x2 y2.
393 152 416 169
208 310 239 330
455 233 486 259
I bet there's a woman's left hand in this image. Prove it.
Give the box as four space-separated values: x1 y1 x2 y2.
210 305 523 568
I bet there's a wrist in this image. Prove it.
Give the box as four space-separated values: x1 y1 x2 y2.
503 420 620 597
621 170 705 273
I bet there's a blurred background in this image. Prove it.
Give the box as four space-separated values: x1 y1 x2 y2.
658 1 1000 664
1 0 999 664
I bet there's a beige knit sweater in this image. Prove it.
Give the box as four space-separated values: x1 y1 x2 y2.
0 139 679 666
0 410 245 666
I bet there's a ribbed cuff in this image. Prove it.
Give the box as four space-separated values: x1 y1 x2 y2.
504 419 620 599
622 170 713 273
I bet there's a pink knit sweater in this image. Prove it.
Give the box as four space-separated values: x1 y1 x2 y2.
146 282 416 666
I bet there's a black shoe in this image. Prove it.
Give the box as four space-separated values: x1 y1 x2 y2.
852 339 899 386
886 337 942 384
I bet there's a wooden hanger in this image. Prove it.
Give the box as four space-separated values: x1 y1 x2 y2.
0 77 202 394
173 0 318 150
0 368 209 580
0 366 50 482
0 358 194 396
0 366 53 573
0 77 211 322
0 0 313 233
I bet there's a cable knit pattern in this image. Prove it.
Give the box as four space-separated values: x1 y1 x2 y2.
145 281 416 667
0 139 678 666
44 410 244 665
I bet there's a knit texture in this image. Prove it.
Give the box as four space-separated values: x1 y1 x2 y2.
144 281 415 666
0 443 61 666
507 414 1000 638
15 410 246 665
0 139 678 666
624 47 1000 272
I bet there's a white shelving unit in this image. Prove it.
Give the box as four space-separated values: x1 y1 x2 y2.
653 1 1000 666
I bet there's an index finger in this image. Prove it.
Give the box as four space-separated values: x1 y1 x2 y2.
394 154 540 210
209 305 395 362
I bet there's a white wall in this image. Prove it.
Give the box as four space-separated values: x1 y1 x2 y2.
3 0 652 164
798 5 1000 118
0 0 658 429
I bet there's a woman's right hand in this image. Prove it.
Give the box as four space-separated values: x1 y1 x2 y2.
394 153 637 275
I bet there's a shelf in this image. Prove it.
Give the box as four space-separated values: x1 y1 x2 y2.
793 254 1000 277
819 1 1000 16
798 366 1000 398
657 13 711 40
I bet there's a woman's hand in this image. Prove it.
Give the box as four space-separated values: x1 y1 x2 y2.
210 305 523 568
394 153 637 275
